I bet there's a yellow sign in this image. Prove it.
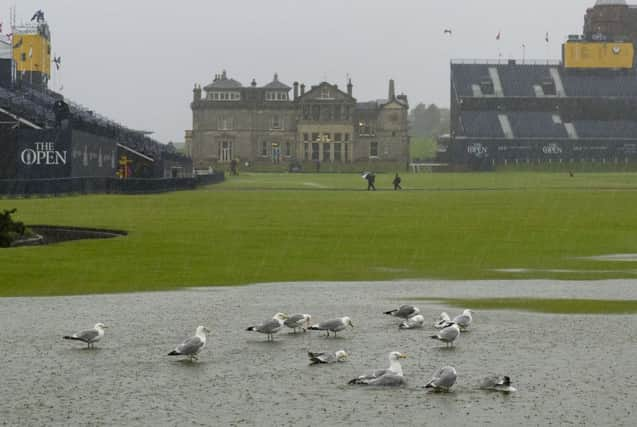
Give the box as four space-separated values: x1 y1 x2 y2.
12 34 51 76
563 42 634 69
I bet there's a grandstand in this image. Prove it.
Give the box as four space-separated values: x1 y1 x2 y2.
0 13 191 183
447 0 637 169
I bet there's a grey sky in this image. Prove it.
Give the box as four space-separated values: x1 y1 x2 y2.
1 1 594 142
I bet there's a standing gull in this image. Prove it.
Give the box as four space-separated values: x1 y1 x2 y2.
479 375 517 393
168 326 210 361
453 309 473 330
308 317 354 337
284 314 311 333
384 304 420 319
425 366 457 392
308 350 348 365
430 322 460 347
348 351 407 386
246 312 288 341
399 314 426 329
63 323 107 349
434 312 451 329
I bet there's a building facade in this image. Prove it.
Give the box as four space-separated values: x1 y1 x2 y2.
188 71 409 169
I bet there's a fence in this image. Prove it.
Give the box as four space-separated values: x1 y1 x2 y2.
0 173 225 197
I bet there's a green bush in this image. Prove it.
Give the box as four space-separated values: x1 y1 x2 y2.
0 209 26 247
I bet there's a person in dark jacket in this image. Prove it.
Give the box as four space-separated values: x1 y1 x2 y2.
392 173 402 190
365 172 376 191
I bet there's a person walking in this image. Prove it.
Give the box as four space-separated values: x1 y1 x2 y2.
365 172 376 191
392 173 402 190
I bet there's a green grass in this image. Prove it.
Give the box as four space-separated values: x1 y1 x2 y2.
2 172 637 297
409 297 637 315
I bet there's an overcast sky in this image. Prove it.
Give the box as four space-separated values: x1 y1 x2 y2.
1 1 596 142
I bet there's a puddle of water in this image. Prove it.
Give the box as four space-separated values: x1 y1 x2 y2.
494 268 637 274
302 182 328 188
0 279 636 425
578 254 637 262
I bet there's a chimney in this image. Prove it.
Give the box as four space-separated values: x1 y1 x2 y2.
300 83 306 96
193 84 201 102
251 78 257 88
347 78 353 97
388 79 396 101
293 81 299 100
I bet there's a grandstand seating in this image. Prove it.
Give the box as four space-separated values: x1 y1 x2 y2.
0 84 176 158
507 112 568 138
460 111 504 138
496 65 553 97
561 72 637 97
452 64 490 97
573 120 637 138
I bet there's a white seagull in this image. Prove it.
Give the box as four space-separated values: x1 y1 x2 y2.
479 375 517 393
399 314 426 329
434 312 451 329
63 323 107 349
308 317 354 337
425 366 457 392
168 325 210 361
453 309 473 330
284 314 312 333
246 312 289 341
348 351 407 386
308 350 349 365
384 304 420 319
430 322 460 347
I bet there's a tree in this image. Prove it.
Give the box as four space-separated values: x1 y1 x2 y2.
409 103 450 138
0 209 26 247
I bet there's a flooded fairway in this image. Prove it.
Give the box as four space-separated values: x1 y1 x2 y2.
1 280 636 426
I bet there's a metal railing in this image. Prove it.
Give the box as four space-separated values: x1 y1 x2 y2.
451 59 562 66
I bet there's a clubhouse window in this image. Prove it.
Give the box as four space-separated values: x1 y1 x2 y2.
311 132 320 142
323 143 331 161
333 143 342 161
311 143 319 160
370 141 379 157
303 133 309 142
334 133 342 142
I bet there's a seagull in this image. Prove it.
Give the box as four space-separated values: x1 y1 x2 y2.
308 350 348 365
479 375 517 393
308 317 354 337
246 312 288 341
430 322 460 347
453 309 473 330
348 352 407 386
63 323 107 349
443 29 453 35
384 304 420 319
399 314 425 329
434 312 451 329
425 366 457 392
284 314 311 333
168 326 210 361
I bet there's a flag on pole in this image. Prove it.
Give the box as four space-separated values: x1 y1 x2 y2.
496 31 501 40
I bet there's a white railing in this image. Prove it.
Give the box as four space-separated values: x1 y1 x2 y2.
451 59 562 66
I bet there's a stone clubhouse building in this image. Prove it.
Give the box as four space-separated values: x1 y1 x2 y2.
187 71 409 170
